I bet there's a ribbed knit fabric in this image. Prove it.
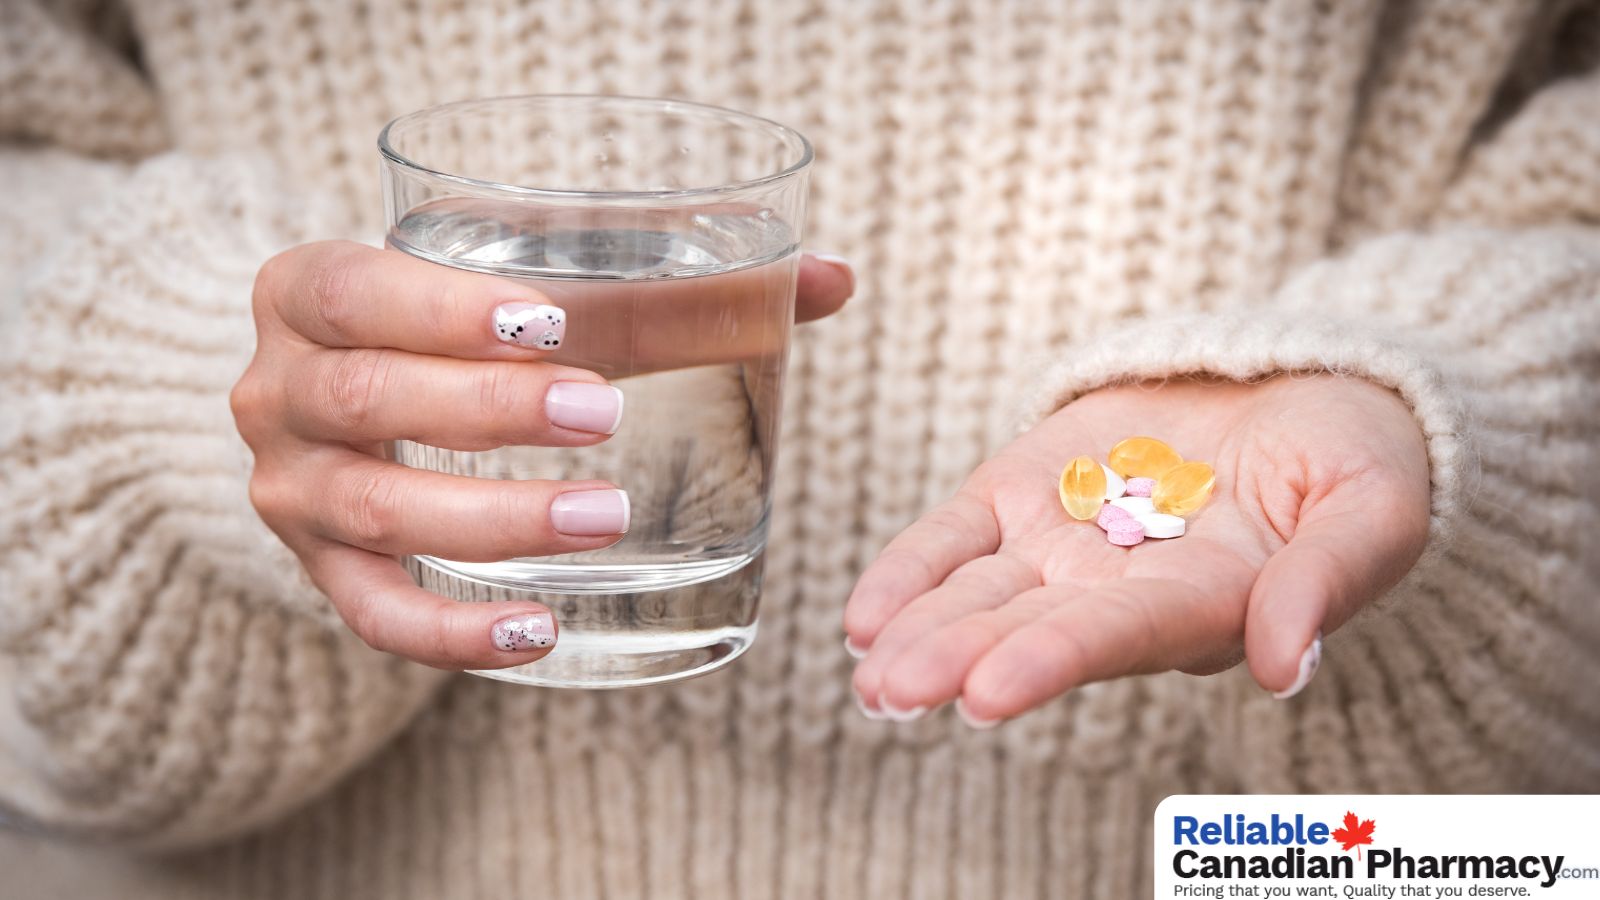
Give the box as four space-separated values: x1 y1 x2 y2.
0 0 166 158
2 1 1599 897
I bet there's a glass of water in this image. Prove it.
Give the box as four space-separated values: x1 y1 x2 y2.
378 95 811 688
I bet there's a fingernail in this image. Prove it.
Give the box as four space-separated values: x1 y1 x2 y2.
811 253 855 290
879 693 927 723
855 693 889 721
550 489 630 536
955 697 1000 730
491 612 557 652
547 382 624 435
1272 631 1323 700
493 302 566 349
844 636 868 659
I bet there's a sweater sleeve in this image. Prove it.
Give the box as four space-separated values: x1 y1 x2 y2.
0 154 448 849
1018 225 1599 553
1016 76 1600 793
1019 70 1600 556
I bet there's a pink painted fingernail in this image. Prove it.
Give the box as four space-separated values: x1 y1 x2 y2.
955 697 1000 730
546 382 624 435
493 302 566 349
879 693 927 723
811 253 856 295
491 612 557 652
1272 631 1323 699
855 693 889 722
550 489 630 536
1125 477 1156 497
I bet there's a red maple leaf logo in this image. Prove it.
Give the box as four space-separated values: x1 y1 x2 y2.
1331 812 1376 860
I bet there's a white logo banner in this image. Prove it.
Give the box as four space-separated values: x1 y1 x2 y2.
1155 795 1599 899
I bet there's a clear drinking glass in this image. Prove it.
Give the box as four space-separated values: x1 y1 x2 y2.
378 95 811 688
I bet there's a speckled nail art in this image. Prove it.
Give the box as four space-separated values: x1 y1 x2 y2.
493 303 566 349
491 613 557 652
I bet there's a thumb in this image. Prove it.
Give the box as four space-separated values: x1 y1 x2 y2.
1244 478 1429 698
795 253 854 323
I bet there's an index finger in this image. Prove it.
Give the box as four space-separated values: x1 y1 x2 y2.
256 240 566 359
959 575 1244 723
842 493 1001 647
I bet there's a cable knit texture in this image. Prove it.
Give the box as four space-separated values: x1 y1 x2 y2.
1 0 1598 897
0 0 167 158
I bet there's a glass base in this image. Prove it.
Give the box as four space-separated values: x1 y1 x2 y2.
408 550 765 689
470 622 756 689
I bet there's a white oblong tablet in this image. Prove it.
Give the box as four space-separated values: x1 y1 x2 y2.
1101 464 1127 501
1110 496 1155 516
1135 512 1186 539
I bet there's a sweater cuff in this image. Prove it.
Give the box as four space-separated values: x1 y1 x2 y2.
1016 307 1470 549
1020 224 1600 559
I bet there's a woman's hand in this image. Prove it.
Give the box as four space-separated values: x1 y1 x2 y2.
232 240 852 669
844 375 1431 724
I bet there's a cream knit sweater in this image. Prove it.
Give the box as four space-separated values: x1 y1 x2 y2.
2 1 1599 897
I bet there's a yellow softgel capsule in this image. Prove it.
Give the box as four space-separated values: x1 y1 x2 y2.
1059 455 1108 521
1152 461 1215 517
1107 436 1184 480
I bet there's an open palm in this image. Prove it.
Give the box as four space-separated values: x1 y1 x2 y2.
845 374 1431 725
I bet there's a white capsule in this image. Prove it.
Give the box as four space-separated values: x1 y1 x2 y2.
1135 512 1186 539
1110 496 1155 516
1101 464 1126 501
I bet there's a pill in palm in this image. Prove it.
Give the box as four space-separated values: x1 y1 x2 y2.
1105 518 1145 546
1110 496 1155 516
1107 436 1184 480
1070 436 1216 547
1102 464 1127 500
1153 461 1215 517
1135 511 1186 539
1058 455 1108 521
1097 503 1131 530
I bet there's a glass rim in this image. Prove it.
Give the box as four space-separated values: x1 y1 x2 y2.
378 93 814 200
